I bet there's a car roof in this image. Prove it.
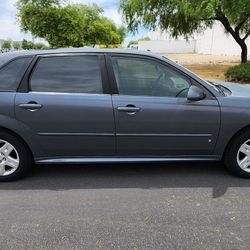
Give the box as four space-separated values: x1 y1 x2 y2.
0 48 163 59
0 48 166 69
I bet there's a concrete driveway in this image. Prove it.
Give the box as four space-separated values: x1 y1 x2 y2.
0 162 250 249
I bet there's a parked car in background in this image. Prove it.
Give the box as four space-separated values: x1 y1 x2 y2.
129 44 138 50
0 48 250 181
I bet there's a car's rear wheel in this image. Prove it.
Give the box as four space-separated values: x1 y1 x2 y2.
224 129 250 178
0 131 33 182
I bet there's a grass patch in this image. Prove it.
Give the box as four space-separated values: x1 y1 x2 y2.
225 63 250 83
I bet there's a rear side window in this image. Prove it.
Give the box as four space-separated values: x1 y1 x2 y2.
0 57 32 91
30 56 103 94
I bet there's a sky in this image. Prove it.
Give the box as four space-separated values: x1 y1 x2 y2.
0 0 147 45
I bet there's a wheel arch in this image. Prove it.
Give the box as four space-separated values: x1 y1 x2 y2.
0 114 45 160
0 126 35 161
223 124 250 159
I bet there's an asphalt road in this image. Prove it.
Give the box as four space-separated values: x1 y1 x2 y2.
0 162 250 250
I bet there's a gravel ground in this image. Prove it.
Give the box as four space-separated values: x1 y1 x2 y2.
0 162 250 250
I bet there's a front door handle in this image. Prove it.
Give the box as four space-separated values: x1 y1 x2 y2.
117 105 141 114
19 102 43 111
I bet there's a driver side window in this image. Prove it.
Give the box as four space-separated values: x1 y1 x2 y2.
111 56 191 98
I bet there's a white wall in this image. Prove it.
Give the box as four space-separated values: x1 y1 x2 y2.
140 23 250 56
138 40 196 54
195 24 250 56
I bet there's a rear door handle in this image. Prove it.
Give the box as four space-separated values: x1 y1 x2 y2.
19 103 43 110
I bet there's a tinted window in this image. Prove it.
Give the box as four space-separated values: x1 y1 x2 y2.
112 57 191 97
0 52 32 67
0 57 32 91
30 56 103 93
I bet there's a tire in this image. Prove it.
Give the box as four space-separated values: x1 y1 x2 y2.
0 131 33 182
224 129 250 178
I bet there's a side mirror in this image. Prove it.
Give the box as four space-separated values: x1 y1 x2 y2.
187 85 206 101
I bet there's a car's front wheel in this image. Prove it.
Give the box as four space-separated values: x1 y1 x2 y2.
224 129 250 178
0 131 33 182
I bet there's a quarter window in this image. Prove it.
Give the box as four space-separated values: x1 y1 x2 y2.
0 57 32 91
111 57 191 97
30 56 103 93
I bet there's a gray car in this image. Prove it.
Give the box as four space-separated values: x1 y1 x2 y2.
0 48 250 181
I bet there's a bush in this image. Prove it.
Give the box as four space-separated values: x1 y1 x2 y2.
225 63 250 82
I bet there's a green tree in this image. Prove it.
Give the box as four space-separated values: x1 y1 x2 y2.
13 41 21 50
17 1 126 48
79 3 104 46
17 1 86 47
2 39 12 50
89 17 126 48
21 39 34 50
80 5 126 47
117 26 127 45
33 42 49 49
120 0 250 63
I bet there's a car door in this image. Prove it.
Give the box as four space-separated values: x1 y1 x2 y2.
109 55 220 157
15 54 115 158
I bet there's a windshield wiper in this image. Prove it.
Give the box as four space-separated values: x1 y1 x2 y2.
207 81 231 96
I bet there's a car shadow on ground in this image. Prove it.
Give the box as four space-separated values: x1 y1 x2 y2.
0 162 249 198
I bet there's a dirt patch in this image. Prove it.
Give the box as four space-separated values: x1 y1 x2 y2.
161 53 250 83
164 53 240 65
183 64 250 84
183 64 233 81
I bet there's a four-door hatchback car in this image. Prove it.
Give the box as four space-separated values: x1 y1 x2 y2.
0 48 250 181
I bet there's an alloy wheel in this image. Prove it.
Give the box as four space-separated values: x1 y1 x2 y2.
0 139 20 176
237 139 250 173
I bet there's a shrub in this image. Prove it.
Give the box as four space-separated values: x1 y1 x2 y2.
225 63 250 82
